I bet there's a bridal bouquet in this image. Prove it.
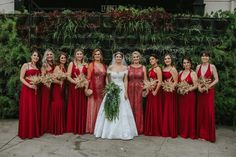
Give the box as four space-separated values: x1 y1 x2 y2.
176 81 192 95
162 80 175 92
198 76 211 93
41 73 54 88
103 81 121 121
74 73 88 89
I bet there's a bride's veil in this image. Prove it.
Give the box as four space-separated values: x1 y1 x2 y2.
109 51 127 66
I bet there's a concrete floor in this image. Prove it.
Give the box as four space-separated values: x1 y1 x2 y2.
0 120 236 157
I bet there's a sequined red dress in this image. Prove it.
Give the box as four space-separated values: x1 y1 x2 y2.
86 62 106 133
128 65 144 134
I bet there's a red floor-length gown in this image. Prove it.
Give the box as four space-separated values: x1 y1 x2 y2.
128 65 144 134
162 70 178 138
197 64 216 142
144 68 163 136
178 71 197 139
40 67 54 134
66 63 87 134
48 67 66 135
18 67 41 139
86 62 106 133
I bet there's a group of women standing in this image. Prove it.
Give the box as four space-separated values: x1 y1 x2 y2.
18 48 218 142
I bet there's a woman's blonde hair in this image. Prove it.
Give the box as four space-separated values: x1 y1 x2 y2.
131 51 141 63
42 48 55 68
74 48 85 63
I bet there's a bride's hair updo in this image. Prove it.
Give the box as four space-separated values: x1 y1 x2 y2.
114 51 124 58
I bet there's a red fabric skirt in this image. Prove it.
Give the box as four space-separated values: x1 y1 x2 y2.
48 84 65 135
197 89 216 142
178 91 197 139
144 90 162 136
66 84 87 134
162 91 178 138
18 85 40 139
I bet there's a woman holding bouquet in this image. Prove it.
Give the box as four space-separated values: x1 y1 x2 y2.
144 54 163 136
66 48 88 134
48 52 67 135
18 50 41 139
94 51 137 140
196 51 219 142
86 48 106 133
128 51 147 134
162 53 178 138
41 48 55 134
177 57 198 139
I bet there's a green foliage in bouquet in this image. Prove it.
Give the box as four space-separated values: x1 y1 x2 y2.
103 81 121 121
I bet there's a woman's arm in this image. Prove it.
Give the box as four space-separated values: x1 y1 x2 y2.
20 63 36 89
152 67 162 95
53 66 62 85
170 67 178 88
67 62 77 84
85 63 92 89
143 65 148 81
41 64 47 76
123 66 128 99
209 64 219 88
188 71 198 92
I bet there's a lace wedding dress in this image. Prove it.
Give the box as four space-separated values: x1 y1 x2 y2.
94 70 138 140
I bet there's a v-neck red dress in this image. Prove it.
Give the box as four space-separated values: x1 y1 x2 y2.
197 64 216 142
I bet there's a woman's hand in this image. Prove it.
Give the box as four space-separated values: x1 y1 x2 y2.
124 92 128 100
152 90 157 96
29 84 37 90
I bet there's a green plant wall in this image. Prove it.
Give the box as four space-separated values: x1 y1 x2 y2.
0 7 235 127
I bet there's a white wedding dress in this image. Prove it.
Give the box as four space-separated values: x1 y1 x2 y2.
94 70 138 140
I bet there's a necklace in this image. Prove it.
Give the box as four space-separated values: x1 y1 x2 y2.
30 62 37 69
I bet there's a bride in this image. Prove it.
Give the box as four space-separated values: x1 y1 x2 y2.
94 51 138 140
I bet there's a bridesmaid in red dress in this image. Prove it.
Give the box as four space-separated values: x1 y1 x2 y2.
144 54 163 136
128 51 147 134
196 51 219 142
18 50 41 139
48 52 67 135
66 48 88 134
40 49 55 134
86 48 106 133
177 57 198 139
162 53 178 138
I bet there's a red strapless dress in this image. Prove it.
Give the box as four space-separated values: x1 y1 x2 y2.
18 68 41 139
